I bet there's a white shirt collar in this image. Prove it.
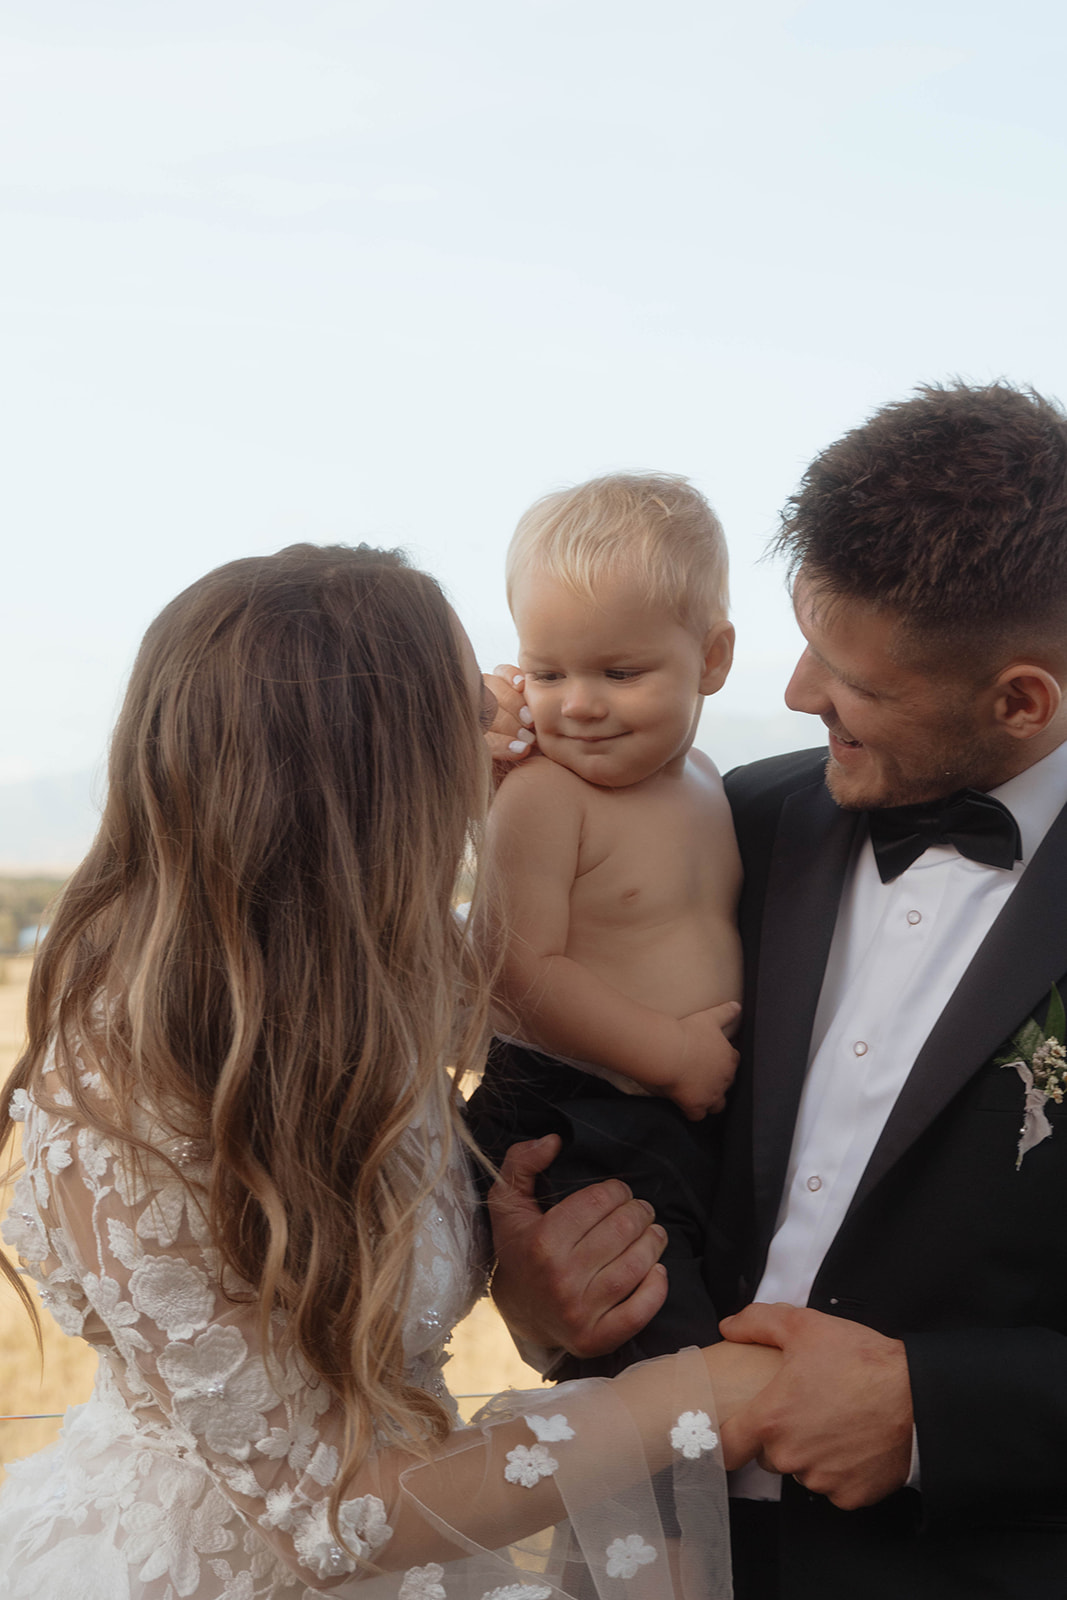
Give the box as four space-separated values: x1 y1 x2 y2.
989 736 1067 865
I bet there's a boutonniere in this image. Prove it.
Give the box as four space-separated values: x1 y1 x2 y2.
996 985 1067 1168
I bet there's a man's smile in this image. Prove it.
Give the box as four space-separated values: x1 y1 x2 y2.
824 720 862 751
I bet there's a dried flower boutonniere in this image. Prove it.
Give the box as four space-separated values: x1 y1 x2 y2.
996 985 1067 1168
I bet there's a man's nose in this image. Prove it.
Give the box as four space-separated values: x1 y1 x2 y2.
784 649 831 716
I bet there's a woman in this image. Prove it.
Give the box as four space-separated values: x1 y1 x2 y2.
0 544 774 1599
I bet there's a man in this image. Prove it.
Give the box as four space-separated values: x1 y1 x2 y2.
485 382 1067 1598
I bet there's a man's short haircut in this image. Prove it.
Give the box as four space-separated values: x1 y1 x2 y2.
774 381 1067 656
506 472 729 635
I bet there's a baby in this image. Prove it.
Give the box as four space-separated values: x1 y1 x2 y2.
467 472 742 1376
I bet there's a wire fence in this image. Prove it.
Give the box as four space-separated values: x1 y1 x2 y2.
2 1395 505 1424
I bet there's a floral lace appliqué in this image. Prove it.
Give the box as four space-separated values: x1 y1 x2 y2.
7 1086 32 1121
670 1410 718 1459
526 1412 574 1443
481 1585 552 1600
400 1563 447 1600
503 1443 559 1488
158 1326 276 1460
290 1492 392 1579
605 1534 658 1580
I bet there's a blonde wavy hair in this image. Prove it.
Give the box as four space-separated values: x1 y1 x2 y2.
506 472 729 633
1 542 491 1528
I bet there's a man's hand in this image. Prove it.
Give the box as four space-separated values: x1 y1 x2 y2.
719 1303 913 1509
487 1135 669 1358
484 664 536 776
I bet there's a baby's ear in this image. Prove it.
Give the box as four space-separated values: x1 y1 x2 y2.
699 621 735 695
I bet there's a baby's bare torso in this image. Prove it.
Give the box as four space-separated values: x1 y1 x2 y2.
560 749 741 1019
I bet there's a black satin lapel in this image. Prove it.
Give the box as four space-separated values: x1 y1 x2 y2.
752 781 860 1243
850 797 1067 1215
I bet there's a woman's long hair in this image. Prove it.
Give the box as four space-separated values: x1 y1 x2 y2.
1 542 491 1521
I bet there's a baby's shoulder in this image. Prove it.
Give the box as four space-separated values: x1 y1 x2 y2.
684 747 724 784
680 747 730 804
493 753 590 815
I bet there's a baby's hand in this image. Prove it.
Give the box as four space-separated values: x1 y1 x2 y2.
483 663 536 779
668 1002 741 1121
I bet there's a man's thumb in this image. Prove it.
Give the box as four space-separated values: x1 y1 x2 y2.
488 1135 560 1219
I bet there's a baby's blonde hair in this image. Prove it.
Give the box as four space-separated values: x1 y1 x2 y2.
506 472 729 634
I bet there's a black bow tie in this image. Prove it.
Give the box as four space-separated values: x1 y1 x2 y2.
867 788 1022 884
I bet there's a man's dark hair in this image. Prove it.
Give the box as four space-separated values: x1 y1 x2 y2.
775 381 1067 646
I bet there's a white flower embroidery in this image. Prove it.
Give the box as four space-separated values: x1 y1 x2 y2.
480 1586 552 1600
338 1493 392 1554
293 1501 357 1578
291 1495 391 1577
1 1075 491 1596
605 1534 658 1579
527 1412 574 1443
77 1125 112 1180
83 1271 153 1359
307 1440 339 1486
216 1462 261 1498
255 1417 319 1473
120 1464 234 1593
208 1559 257 1600
129 1253 215 1340
38 1272 88 1336
400 1563 447 1600
44 1137 73 1173
260 1483 302 1532
670 1409 719 1460
159 1325 276 1459
8 1087 31 1121
504 1442 559 1487
108 1217 142 1271
1 1175 48 1262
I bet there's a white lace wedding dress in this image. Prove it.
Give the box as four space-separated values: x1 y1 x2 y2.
0 1058 731 1600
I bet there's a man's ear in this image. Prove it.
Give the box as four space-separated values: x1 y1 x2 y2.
990 663 1064 741
699 621 735 696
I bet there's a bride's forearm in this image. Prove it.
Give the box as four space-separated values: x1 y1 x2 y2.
387 1344 749 1570
702 1339 783 1424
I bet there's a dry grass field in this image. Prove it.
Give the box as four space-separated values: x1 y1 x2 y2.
0 956 547 1484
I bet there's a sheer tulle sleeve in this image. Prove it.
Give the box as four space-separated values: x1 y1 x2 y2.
2 1080 731 1600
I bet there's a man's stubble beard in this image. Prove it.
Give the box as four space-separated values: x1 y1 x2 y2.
822 723 1009 812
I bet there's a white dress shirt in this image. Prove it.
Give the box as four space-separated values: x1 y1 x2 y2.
732 738 1067 1500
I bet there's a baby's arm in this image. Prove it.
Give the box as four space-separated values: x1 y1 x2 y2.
480 760 738 1119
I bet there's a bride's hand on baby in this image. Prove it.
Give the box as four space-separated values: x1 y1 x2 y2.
667 1002 741 1120
483 663 536 776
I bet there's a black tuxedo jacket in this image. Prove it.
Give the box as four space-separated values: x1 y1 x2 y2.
717 749 1067 1598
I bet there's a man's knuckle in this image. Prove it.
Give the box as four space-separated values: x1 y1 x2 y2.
598 1263 637 1302
587 1180 628 1218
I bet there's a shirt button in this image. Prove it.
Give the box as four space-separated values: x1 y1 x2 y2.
853 1040 868 1056
806 1174 822 1192
906 909 922 925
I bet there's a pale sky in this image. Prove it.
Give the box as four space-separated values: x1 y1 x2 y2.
4 1 1067 850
